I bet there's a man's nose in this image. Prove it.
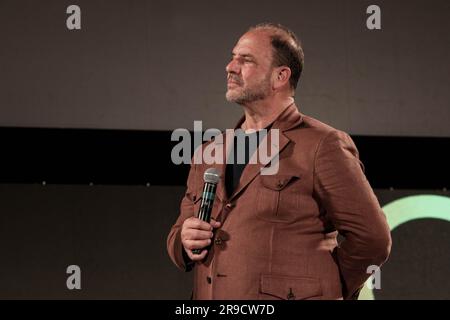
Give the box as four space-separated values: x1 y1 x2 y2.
226 59 239 74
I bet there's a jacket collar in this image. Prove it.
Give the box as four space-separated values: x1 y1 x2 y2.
233 102 303 133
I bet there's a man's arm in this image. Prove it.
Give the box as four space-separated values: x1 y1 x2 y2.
313 130 392 299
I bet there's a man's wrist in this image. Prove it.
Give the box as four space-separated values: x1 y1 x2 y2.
182 247 195 272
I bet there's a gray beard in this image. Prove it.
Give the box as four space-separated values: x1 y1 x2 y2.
229 90 267 105
226 81 271 105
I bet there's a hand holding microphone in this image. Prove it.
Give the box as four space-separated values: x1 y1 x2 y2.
181 168 221 261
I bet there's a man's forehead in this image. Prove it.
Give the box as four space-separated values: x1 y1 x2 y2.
232 31 272 57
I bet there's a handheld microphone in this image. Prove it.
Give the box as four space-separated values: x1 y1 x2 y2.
192 168 221 255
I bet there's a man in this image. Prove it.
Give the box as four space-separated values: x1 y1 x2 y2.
167 23 391 300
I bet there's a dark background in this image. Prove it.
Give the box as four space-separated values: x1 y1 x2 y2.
0 0 449 299
1 185 449 299
0 0 449 136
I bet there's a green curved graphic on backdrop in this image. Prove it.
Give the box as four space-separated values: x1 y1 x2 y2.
358 194 450 300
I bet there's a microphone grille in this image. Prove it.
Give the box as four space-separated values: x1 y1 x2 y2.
204 168 221 184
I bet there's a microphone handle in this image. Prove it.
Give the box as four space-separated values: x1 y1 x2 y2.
192 182 217 255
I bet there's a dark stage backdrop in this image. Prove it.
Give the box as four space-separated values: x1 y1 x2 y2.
0 184 449 299
0 0 449 137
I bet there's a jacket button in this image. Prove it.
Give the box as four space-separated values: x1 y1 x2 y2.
226 203 235 209
287 288 295 300
214 237 223 245
277 182 284 189
206 276 212 284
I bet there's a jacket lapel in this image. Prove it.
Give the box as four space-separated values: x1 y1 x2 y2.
206 136 228 204
227 131 291 202
217 103 304 220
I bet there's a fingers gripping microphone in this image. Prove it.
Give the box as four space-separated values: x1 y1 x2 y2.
192 168 221 255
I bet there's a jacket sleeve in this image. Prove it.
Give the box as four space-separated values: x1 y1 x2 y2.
313 130 392 299
166 162 198 272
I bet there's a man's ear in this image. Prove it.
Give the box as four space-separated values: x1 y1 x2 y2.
273 66 291 90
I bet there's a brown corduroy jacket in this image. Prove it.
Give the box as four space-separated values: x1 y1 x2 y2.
167 103 391 300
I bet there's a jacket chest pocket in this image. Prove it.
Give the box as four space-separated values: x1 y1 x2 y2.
255 174 301 223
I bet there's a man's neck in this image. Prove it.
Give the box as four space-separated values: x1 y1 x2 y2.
241 96 294 131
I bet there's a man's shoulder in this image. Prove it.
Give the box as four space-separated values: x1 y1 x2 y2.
279 113 357 159
301 113 336 132
288 113 346 140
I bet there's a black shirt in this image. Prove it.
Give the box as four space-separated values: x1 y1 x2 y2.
225 129 267 198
